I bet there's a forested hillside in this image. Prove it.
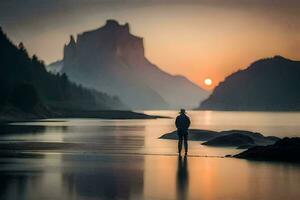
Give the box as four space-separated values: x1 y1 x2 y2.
0 27 124 115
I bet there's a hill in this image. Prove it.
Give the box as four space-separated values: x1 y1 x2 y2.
199 56 300 111
0 27 124 118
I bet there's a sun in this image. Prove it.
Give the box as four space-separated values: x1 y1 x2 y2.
204 78 213 86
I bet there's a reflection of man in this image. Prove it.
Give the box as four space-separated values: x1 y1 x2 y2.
177 155 189 200
175 109 190 155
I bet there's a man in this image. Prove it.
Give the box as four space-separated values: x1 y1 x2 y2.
175 109 190 155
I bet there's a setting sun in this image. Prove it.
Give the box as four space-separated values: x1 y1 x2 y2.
204 78 213 86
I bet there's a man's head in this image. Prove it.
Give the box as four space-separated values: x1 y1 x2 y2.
179 109 186 114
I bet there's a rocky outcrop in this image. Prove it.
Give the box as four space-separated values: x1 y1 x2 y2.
235 137 300 162
61 20 208 109
199 56 300 111
160 129 279 149
160 129 219 141
202 133 255 147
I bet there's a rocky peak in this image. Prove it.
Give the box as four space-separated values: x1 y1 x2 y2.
106 19 119 26
69 35 76 46
63 20 145 66
64 35 77 63
104 19 130 33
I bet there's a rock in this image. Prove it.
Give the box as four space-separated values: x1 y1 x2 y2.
219 130 279 145
202 133 255 147
160 129 280 149
159 129 219 141
236 144 257 149
234 137 300 162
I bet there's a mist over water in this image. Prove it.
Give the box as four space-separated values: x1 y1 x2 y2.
0 111 300 199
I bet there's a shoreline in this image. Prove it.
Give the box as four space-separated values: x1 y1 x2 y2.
0 110 169 124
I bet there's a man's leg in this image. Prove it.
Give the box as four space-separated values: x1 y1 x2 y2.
183 134 188 154
178 134 183 154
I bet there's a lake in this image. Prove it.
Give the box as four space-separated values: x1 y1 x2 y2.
0 111 300 200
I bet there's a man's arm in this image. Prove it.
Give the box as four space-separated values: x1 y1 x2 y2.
186 116 191 128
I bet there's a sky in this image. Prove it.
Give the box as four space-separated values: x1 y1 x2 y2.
1 0 300 90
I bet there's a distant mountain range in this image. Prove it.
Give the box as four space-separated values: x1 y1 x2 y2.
199 56 300 111
48 20 208 109
0 27 124 115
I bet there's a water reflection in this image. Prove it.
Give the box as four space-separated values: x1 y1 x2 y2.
0 125 46 135
177 155 189 200
0 174 27 200
0 123 146 154
0 155 300 200
0 112 300 199
0 156 46 200
61 155 145 200
0 154 145 200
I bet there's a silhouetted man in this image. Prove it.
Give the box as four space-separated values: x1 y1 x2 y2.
175 109 190 155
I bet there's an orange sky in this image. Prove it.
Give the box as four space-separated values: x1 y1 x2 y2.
2 1 300 90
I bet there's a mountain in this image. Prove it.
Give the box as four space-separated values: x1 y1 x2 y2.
59 20 208 109
0 27 124 115
199 56 300 111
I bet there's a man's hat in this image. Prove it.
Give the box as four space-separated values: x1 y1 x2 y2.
179 109 186 114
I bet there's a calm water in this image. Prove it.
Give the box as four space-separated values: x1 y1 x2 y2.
0 111 300 200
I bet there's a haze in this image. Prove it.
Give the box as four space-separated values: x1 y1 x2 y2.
1 0 300 89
